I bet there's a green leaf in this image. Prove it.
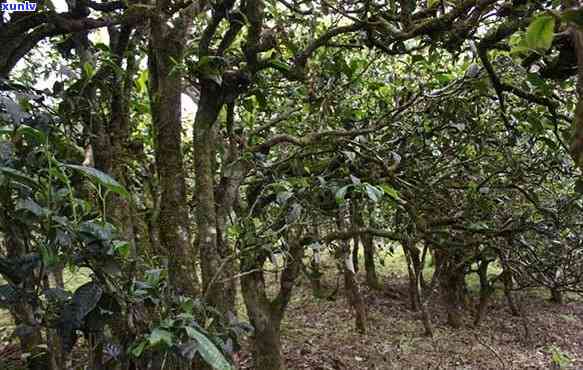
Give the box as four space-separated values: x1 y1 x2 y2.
185 327 232 370
131 340 147 357
0 167 40 190
64 164 129 198
428 0 439 8
526 15 556 51
269 59 291 72
149 328 173 347
112 241 130 258
364 184 383 203
379 184 400 200
335 185 351 205
16 198 49 217
17 125 46 144
82 62 95 79
135 70 149 94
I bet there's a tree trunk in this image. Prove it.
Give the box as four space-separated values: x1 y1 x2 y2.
194 80 234 315
305 252 323 298
241 276 286 370
499 247 520 316
440 250 466 328
337 206 367 334
569 27 583 169
253 324 284 370
403 246 420 311
364 205 380 289
550 288 563 304
149 12 200 296
474 259 493 326
0 187 48 370
75 26 138 254
362 232 380 290
240 223 305 370
403 239 434 336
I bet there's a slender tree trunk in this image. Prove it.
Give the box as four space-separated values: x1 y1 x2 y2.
499 246 520 316
194 80 235 315
550 288 563 304
213 104 247 314
349 202 359 273
362 232 380 289
352 242 360 273
364 205 380 289
306 252 323 297
337 206 367 333
569 26 583 169
403 246 420 311
474 259 493 326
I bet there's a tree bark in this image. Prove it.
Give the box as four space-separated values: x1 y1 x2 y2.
241 227 305 370
337 206 367 334
439 250 466 328
149 10 200 296
474 259 494 326
194 79 235 315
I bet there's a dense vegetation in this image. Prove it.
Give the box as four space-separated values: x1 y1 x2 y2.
1 0 583 369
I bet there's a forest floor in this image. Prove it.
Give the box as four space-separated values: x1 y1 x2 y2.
0 255 581 369
239 251 583 370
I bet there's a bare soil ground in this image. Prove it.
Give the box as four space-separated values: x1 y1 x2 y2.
1 263 581 369
241 270 583 370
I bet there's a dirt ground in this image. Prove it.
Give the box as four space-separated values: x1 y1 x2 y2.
240 271 583 370
0 264 581 369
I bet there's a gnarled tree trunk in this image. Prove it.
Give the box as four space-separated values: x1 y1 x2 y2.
241 227 305 370
439 249 466 328
149 7 200 296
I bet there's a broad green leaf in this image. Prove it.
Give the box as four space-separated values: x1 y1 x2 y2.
149 328 173 347
64 164 129 199
0 167 40 189
364 184 383 203
17 125 46 143
112 241 130 258
526 15 556 51
16 198 49 217
185 327 232 370
428 0 439 8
